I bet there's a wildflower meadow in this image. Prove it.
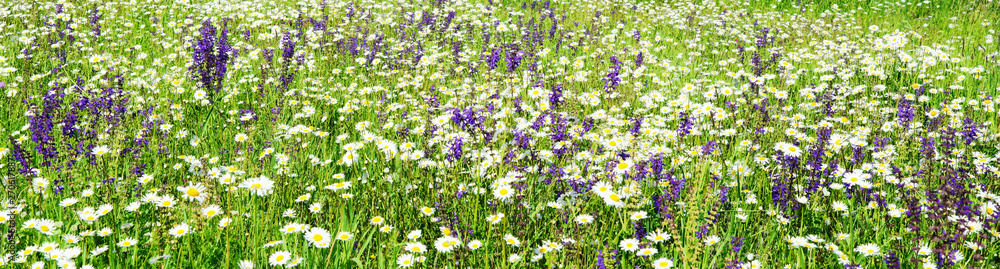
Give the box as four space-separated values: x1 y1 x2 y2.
2 0 1000 268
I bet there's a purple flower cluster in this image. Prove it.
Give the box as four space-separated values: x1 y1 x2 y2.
602 56 622 93
190 19 236 99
